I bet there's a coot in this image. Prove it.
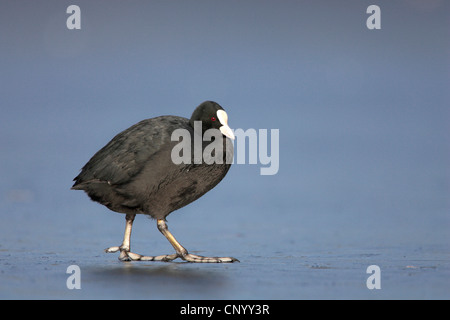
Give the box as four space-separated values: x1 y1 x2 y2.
72 101 238 263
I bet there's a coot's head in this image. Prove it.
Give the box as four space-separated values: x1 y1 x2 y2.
190 101 235 140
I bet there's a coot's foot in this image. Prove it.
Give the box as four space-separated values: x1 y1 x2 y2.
104 245 139 261
104 246 238 263
180 253 239 263
105 246 179 261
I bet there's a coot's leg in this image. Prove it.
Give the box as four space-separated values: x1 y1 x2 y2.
104 214 179 262
156 219 239 263
105 215 238 263
105 214 140 261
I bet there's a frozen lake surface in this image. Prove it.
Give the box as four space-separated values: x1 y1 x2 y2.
1 199 448 299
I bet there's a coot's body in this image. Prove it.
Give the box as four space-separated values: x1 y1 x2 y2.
72 101 238 263
72 116 232 220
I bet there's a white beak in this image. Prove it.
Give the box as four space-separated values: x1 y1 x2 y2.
217 110 235 140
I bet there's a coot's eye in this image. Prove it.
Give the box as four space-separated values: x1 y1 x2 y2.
211 116 216 121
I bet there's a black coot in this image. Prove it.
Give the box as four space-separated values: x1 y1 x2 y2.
72 101 238 263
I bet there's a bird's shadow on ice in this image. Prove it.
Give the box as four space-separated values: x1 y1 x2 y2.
84 261 229 288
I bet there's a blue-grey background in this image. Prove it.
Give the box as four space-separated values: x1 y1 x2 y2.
0 0 448 299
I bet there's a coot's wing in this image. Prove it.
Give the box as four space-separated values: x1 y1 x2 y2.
72 116 188 188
